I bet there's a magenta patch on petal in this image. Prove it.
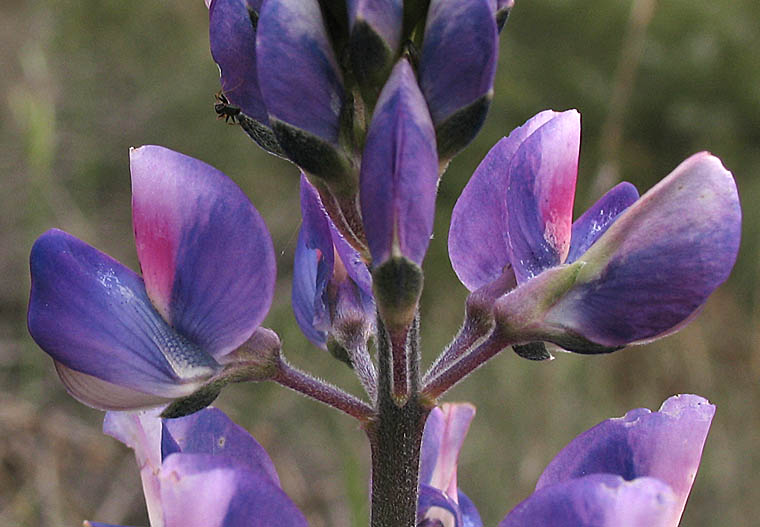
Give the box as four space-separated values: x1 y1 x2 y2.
131 146 181 321
506 110 580 282
529 111 579 264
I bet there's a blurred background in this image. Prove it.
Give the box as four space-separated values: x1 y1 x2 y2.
1 0 758 525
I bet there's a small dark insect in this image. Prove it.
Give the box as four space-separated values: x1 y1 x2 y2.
214 91 241 124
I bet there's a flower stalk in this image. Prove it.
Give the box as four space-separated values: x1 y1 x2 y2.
272 356 374 422
366 316 431 527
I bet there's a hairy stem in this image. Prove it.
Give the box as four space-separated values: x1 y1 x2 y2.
273 356 374 421
422 317 488 384
423 327 514 399
367 317 430 527
347 339 378 403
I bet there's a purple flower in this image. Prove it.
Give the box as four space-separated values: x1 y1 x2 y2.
85 407 306 527
418 396 714 527
28 146 276 410
449 109 741 353
501 395 715 526
419 0 499 159
293 174 375 350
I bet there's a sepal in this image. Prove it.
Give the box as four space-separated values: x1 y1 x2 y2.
495 0 515 32
372 256 423 334
348 0 403 101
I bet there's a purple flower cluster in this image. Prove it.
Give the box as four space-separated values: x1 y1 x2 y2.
25 1 743 526
85 395 713 526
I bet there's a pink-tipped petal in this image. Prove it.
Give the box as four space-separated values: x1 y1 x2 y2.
448 110 560 291
506 110 580 282
131 146 275 358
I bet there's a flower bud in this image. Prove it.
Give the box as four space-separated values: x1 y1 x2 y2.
360 58 438 267
419 0 498 161
348 0 403 102
257 0 355 193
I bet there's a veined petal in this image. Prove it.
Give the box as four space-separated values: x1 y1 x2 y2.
566 182 639 263
159 454 307 527
131 146 275 358
209 0 268 124
500 474 677 527
28 230 218 403
161 407 280 486
420 0 498 156
545 152 741 346
535 394 715 526
506 110 580 283
257 0 344 144
360 58 438 266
